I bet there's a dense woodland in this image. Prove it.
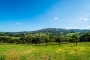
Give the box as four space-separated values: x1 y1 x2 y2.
0 28 90 45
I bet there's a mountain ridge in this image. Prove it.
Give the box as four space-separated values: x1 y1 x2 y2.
1 28 90 34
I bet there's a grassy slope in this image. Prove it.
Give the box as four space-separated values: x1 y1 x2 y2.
0 42 90 60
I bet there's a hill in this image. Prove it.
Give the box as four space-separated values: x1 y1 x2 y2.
30 28 90 34
0 28 90 35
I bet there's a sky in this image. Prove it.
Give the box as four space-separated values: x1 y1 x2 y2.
0 0 90 32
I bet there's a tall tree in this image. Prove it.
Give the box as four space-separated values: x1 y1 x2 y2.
44 36 49 46
72 35 78 45
55 37 61 46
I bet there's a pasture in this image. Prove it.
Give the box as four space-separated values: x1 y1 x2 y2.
0 42 90 60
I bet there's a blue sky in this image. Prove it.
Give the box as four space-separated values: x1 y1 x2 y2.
0 0 90 32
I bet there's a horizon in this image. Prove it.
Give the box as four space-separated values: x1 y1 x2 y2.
0 28 90 32
0 0 90 32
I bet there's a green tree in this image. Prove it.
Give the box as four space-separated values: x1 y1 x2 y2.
55 37 61 46
32 36 41 45
80 32 90 42
66 32 79 45
44 36 49 46
72 35 78 45
25 36 33 45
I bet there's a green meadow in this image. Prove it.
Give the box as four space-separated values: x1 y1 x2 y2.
0 42 90 60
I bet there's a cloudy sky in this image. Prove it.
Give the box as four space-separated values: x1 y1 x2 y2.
0 0 90 32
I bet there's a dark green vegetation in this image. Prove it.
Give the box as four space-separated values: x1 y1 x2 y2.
0 28 90 45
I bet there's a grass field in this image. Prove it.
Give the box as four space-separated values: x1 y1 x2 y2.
0 42 90 60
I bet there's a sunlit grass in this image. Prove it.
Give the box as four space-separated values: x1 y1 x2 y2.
0 42 90 60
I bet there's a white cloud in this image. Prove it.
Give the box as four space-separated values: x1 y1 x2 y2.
54 17 57 20
16 23 19 25
55 27 59 28
79 17 82 20
79 17 89 21
84 18 88 21
87 26 90 28
65 27 77 29
65 27 69 29
26 26 29 27
65 27 86 29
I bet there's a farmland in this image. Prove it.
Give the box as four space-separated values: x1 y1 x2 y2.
0 42 90 60
1 0 90 60
0 28 90 60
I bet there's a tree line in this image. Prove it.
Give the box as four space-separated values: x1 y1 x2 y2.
0 32 90 45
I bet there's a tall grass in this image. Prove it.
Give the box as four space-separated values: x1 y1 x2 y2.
0 42 90 60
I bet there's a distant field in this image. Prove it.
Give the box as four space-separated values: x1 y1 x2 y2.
0 42 90 60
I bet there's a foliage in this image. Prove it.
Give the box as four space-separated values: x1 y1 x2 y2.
0 29 90 45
